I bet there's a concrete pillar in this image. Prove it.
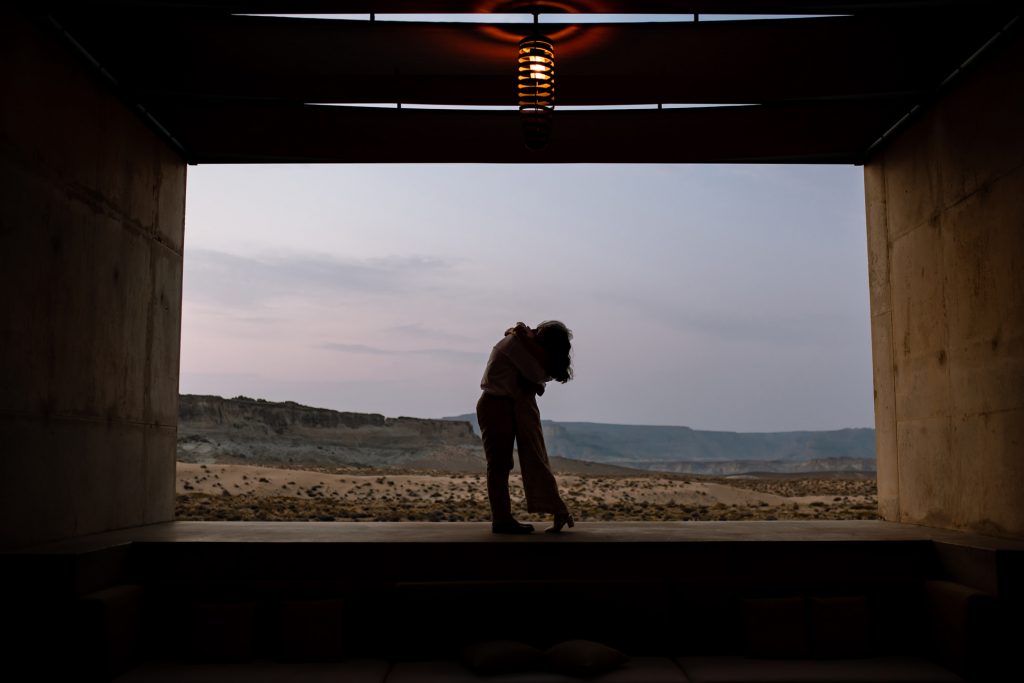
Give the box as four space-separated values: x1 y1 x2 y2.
865 28 1024 538
0 12 186 548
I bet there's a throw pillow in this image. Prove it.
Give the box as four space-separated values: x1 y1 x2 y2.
275 599 348 661
811 596 871 659
187 602 256 662
462 640 543 675
743 597 809 658
543 639 628 678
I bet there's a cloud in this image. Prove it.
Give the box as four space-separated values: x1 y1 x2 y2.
321 342 484 363
591 288 862 348
385 323 474 344
183 248 454 309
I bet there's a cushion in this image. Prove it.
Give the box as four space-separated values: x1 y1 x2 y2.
924 580 996 673
186 603 256 663
811 597 872 659
78 584 144 678
386 657 688 683
112 659 391 683
676 656 964 683
275 600 348 661
544 640 628 678
462 640 543 675
742 598 808 659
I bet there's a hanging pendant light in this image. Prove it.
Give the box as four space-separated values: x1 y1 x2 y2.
518 25 555 150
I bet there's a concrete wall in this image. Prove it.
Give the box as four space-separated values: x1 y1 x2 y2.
866 29 1024 538
0 13 186 549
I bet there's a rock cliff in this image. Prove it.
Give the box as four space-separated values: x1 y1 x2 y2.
178 394 483 471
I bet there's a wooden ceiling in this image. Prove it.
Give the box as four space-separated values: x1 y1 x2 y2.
39 1 1019 163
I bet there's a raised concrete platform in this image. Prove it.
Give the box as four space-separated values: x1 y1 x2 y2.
17 520 1024 553
7 522 1022 601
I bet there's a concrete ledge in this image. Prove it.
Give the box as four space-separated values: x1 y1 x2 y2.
15 520 1024 553
6 521 1023 605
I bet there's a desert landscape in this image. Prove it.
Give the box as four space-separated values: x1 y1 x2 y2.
175 394 878 522
176 462 877 522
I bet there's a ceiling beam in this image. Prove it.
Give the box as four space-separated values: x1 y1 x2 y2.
152 100 908 163
54 12 1009 106
41 1 1016 16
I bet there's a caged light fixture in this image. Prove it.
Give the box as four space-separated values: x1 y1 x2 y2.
517 16 555 150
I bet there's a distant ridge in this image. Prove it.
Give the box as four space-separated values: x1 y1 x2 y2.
443 414 876 473
175 395 874 476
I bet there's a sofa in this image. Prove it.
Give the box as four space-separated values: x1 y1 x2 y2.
74 578 1000 683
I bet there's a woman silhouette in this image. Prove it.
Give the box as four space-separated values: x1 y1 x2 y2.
476 321 575 534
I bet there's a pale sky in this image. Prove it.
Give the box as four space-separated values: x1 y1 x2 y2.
179 163 873 432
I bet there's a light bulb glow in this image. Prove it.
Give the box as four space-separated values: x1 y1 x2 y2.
517 37 555 107
517 35 555 151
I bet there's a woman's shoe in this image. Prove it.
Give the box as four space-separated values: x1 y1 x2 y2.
546 512 575 533
491 519 535 534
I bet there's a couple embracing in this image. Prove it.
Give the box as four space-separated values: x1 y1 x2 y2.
476 321 575 535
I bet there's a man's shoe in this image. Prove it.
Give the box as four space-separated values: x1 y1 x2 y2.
491 520 535 534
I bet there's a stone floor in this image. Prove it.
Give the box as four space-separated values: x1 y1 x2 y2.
17 519 1024 554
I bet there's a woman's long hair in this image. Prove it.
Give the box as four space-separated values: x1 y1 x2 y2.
535 320 573 383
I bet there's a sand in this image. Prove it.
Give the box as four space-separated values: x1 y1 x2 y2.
176 462 878 523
